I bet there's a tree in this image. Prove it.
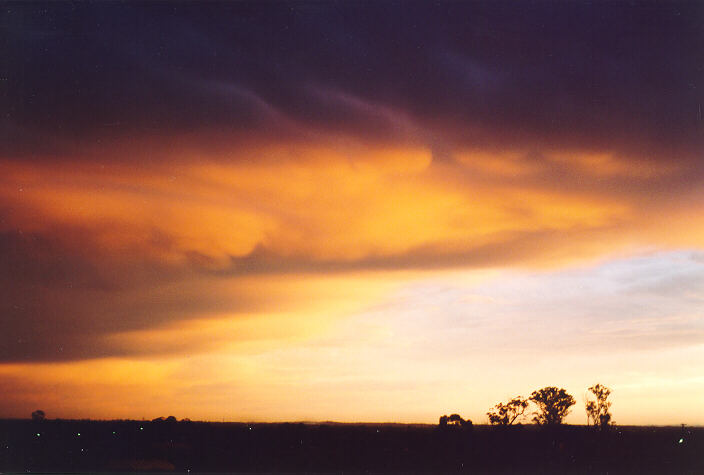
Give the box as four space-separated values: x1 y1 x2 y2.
438 413 472 429
31 410 45 421
487 396 529 425
529 387 575 425
585 383 612 429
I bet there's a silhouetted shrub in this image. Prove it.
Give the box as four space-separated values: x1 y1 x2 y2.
31 410 45 421
438 413 472 430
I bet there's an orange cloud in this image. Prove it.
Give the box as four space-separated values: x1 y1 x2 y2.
0 144 643 268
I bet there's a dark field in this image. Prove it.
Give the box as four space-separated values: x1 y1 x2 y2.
0 419 701 474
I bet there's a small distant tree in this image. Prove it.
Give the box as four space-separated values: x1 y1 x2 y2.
487 396 529 425
530 387 575 425
31 410 45 422
585 383 612 429
439 413 472 429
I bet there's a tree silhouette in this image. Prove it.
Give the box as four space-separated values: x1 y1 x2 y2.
529 387 575 425
438 413 472 429
585 383 612 429
31 410 45 421
487 396 529 425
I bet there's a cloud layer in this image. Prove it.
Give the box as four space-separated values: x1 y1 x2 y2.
3 2 702 160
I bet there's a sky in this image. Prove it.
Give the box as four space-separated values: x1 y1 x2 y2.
1 2 703 425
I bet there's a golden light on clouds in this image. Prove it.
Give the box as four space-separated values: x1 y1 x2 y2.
1 135 704 425
0 144 652 267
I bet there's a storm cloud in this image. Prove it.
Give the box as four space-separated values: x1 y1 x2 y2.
1 1 703 366
2 2 702 160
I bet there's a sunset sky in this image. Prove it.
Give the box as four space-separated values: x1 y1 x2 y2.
1 2 703 425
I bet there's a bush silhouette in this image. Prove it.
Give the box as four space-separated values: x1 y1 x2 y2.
31 410 45 421
439 413 472 429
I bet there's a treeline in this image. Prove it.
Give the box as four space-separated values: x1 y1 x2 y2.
442 384 613 428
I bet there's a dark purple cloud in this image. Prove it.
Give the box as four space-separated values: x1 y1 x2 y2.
2 2 702 161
